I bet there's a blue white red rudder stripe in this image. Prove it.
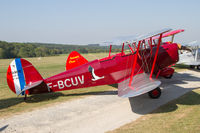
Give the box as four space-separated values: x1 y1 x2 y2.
7 58 43 95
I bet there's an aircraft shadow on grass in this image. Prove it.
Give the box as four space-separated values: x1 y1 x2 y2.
0 90 117 110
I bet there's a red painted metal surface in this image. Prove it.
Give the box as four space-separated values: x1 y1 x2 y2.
152 29 184 40
66 51 88 70
156 70 161 79
121 43 125 55
129 41 141 87
20 58 43 84
128 44 134 53
150 34 162 78
109 45 112 57
159 67 175 77
7 65 16 94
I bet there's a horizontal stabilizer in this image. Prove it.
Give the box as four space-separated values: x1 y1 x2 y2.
18 80 43 96
118 73 161 98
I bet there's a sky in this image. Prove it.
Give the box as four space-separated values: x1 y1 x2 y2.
0 0 200 45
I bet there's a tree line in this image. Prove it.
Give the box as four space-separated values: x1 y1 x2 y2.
0 41 121 59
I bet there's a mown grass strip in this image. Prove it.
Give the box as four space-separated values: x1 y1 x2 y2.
108 88 200 133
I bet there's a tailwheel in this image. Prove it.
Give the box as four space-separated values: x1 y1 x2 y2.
148 87 161 99
190 65 195 69
197 65 200 70
24 94 27 101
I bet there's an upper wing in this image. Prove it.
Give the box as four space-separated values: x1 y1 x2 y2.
102 28 172 45
137 28 172 41
151 29 184 40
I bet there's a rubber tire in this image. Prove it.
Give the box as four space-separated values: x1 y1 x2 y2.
148 87 161 99
197 65 200 70
164 74 173 79
190 65 196 69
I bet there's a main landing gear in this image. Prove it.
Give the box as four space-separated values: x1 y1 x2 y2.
148 87 161 99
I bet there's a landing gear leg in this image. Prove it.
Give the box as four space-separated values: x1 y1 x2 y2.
148 87 161 99
24 94 27 101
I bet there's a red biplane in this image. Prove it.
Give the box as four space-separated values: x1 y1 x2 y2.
7 28 185 99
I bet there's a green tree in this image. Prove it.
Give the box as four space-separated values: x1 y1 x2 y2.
35 46 49 57
79 48 88 53
18 47 30 57
0 48 6 58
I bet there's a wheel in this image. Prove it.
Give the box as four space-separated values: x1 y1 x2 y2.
148 87 161 99
190 65 195 69
197 65 200 70
164 74 173 79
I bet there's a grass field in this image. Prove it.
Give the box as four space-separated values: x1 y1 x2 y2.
0 53 117 118
108 88 200 133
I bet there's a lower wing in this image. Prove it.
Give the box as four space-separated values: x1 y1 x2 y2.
118 73 161 98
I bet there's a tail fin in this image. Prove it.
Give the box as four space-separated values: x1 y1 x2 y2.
7 58 44 95
66 51 88 70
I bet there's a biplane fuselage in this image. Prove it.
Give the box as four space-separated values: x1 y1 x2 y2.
27 42 179 95
7 28 184 98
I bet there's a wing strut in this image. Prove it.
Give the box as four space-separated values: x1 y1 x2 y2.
150 34 163 78
128 41 141 87
121 43 125 55
109 45 112 57
148 37 153 56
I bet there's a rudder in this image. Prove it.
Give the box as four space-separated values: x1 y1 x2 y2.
7 58 43 95
66 51 88 70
